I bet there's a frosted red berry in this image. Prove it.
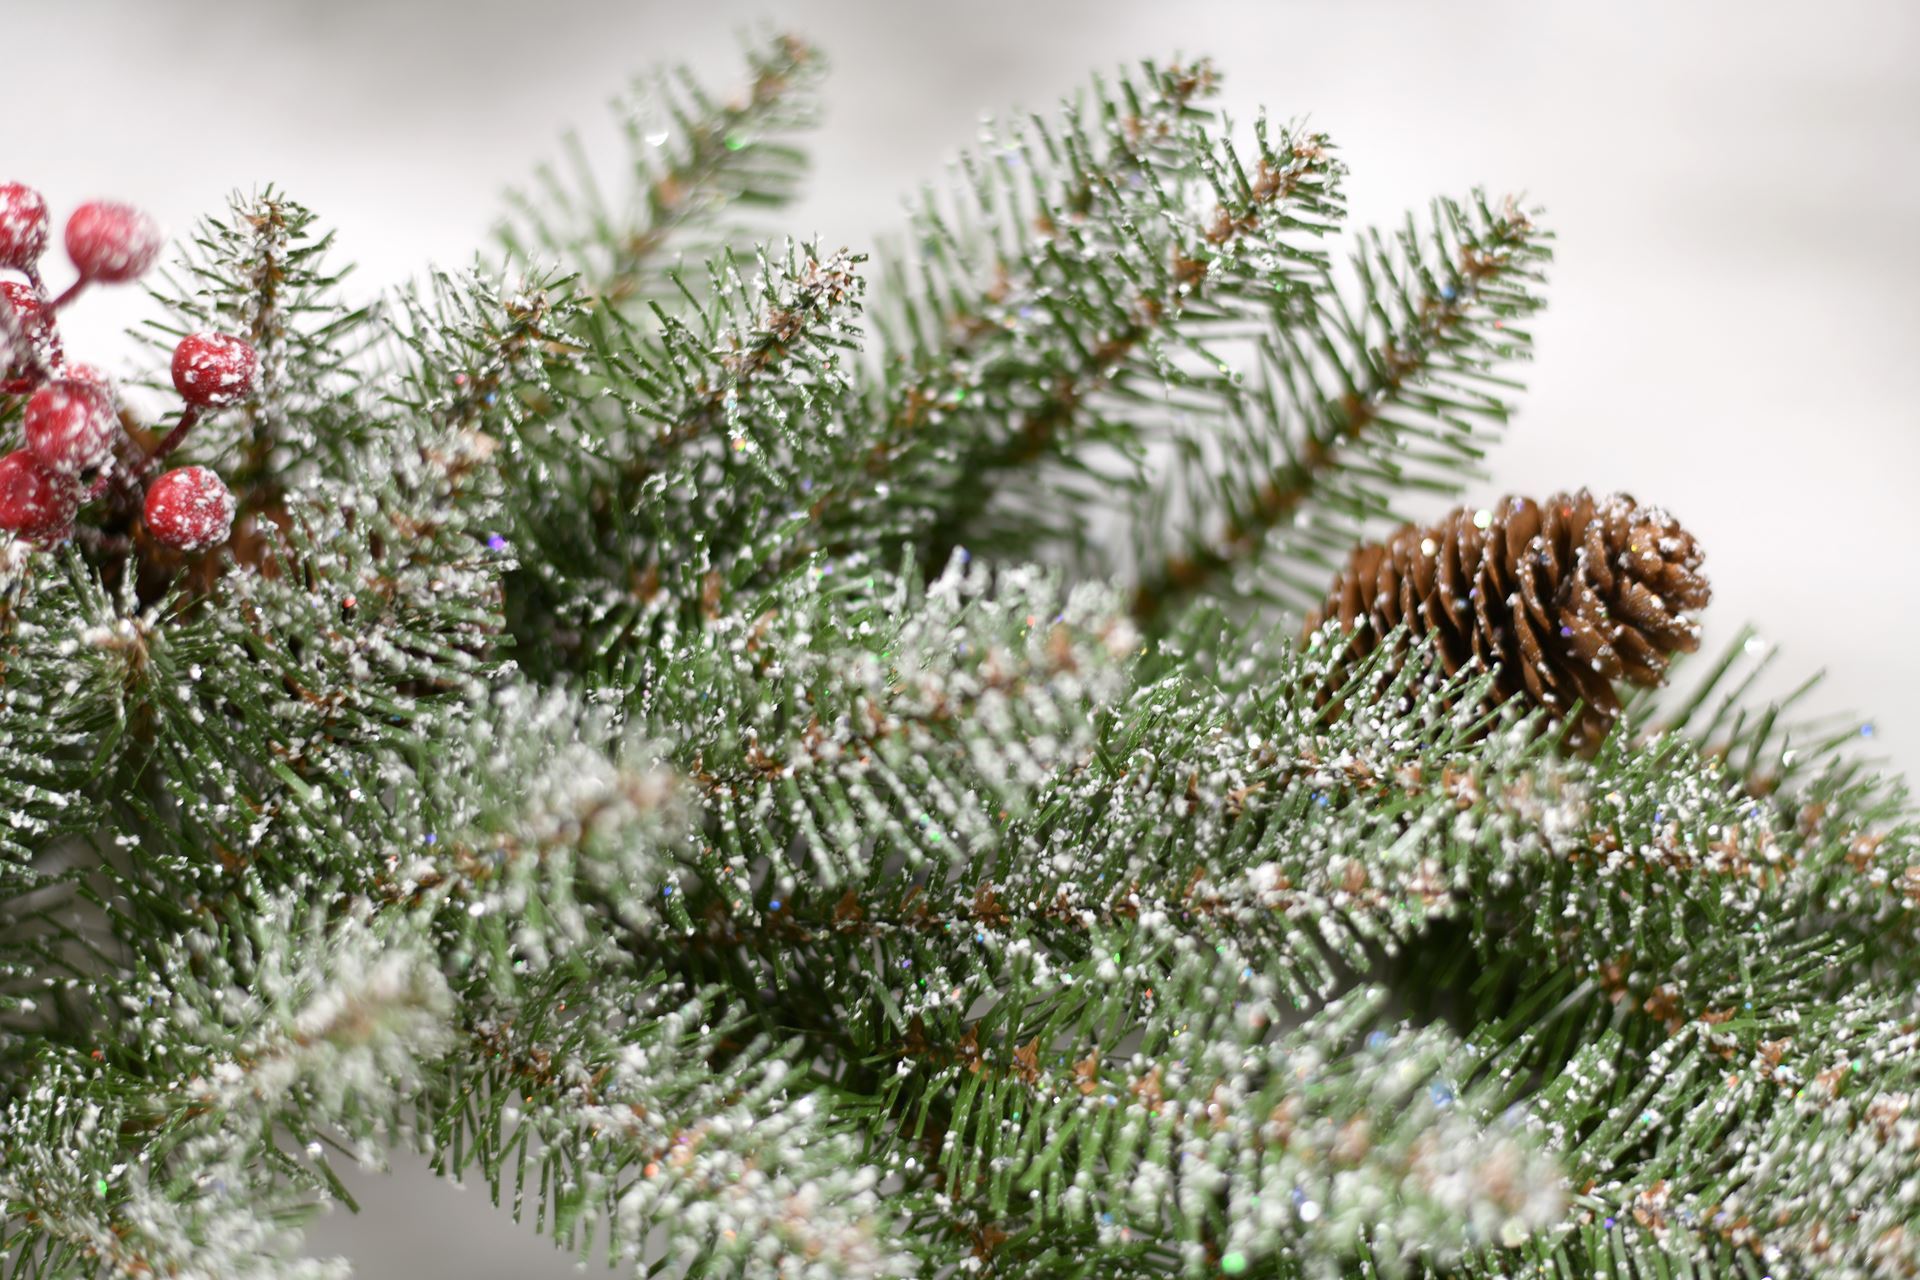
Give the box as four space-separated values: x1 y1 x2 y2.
144 465 235 551
171 332 259 409
24 378 117 475
60 362 113 395
0 184 49 271
0 449 77 542
64 201 162 284
1 280 54 394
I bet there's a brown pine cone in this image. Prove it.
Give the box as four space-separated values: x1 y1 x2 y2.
1304 490 1711 750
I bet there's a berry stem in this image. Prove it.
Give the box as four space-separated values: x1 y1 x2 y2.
48 279 87 313
17 264 60 362
136 406 201 479
37 272 64 367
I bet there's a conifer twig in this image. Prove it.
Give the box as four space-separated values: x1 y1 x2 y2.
1132 195 1549 621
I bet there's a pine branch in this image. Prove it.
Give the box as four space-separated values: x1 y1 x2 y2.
5 37 1916 1280
0 900 449 1280
893 984 1565 1277
499 33 823 308
494 243 866 668
0 552 143 1086
0 549 112 867
392 266 587 439
631 580 1917 1274
139 188 375 504
0 258 547 1097
1440 954 1920 1280
419 983 910 1277
1132 193 1551 622
370 684 690 955
804 60 1347 574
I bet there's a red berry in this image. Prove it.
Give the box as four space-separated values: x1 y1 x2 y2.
170 332 259 409
0 184 49 271
0 449 77 543
144 465 235 551
60 362 113 394
24 378 117 475
1 280 54 394
64 201 161 284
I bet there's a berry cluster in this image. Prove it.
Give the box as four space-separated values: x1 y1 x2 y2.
0 183 251 553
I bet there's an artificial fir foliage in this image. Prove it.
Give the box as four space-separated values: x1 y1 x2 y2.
0 35 1915 1280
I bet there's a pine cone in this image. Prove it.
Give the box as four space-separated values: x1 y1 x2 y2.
1304 490 1711 750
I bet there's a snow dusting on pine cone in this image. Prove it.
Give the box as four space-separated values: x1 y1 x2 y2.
0 449 77 543
171 331 259 408
24 378 116 475
0 182 49 270
64 199 162 283
144 465 235 551
1306 489 1711 751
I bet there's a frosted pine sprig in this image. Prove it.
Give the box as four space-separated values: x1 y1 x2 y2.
1523 984 1920 1280
185 904 454 1126
595 1003 911 1278
442 986 913 1279
0 902 451 1280
2 35 1912 1280
896 978 1565 1277
668 558 1137 799
387 684 688 959
1038 627 1917 1001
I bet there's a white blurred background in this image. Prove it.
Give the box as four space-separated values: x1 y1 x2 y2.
8 1 1919 1274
